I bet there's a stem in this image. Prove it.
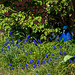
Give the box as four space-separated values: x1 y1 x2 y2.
59 63 72 74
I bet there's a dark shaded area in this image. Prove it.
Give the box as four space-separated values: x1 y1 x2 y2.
3 1 12 7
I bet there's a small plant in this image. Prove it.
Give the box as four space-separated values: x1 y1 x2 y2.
0 33 75 75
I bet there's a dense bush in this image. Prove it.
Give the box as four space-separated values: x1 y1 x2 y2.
0 0 74 42
0 1 75 74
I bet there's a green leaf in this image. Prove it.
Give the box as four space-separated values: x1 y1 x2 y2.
44 32 47 36
55 28 58 32
64 55 73 62
44 36 46 40
37 1 42 5
60 55 74 63
15 18 18 21
30 22 33 25
38 18 41 22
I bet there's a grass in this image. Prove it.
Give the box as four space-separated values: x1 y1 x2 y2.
0 35 75 75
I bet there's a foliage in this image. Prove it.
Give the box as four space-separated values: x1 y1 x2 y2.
0 0 75 75
0 36 75 75
60 55 74 63
0 0 73 42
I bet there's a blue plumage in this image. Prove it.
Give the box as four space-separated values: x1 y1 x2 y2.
59 26 72 41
